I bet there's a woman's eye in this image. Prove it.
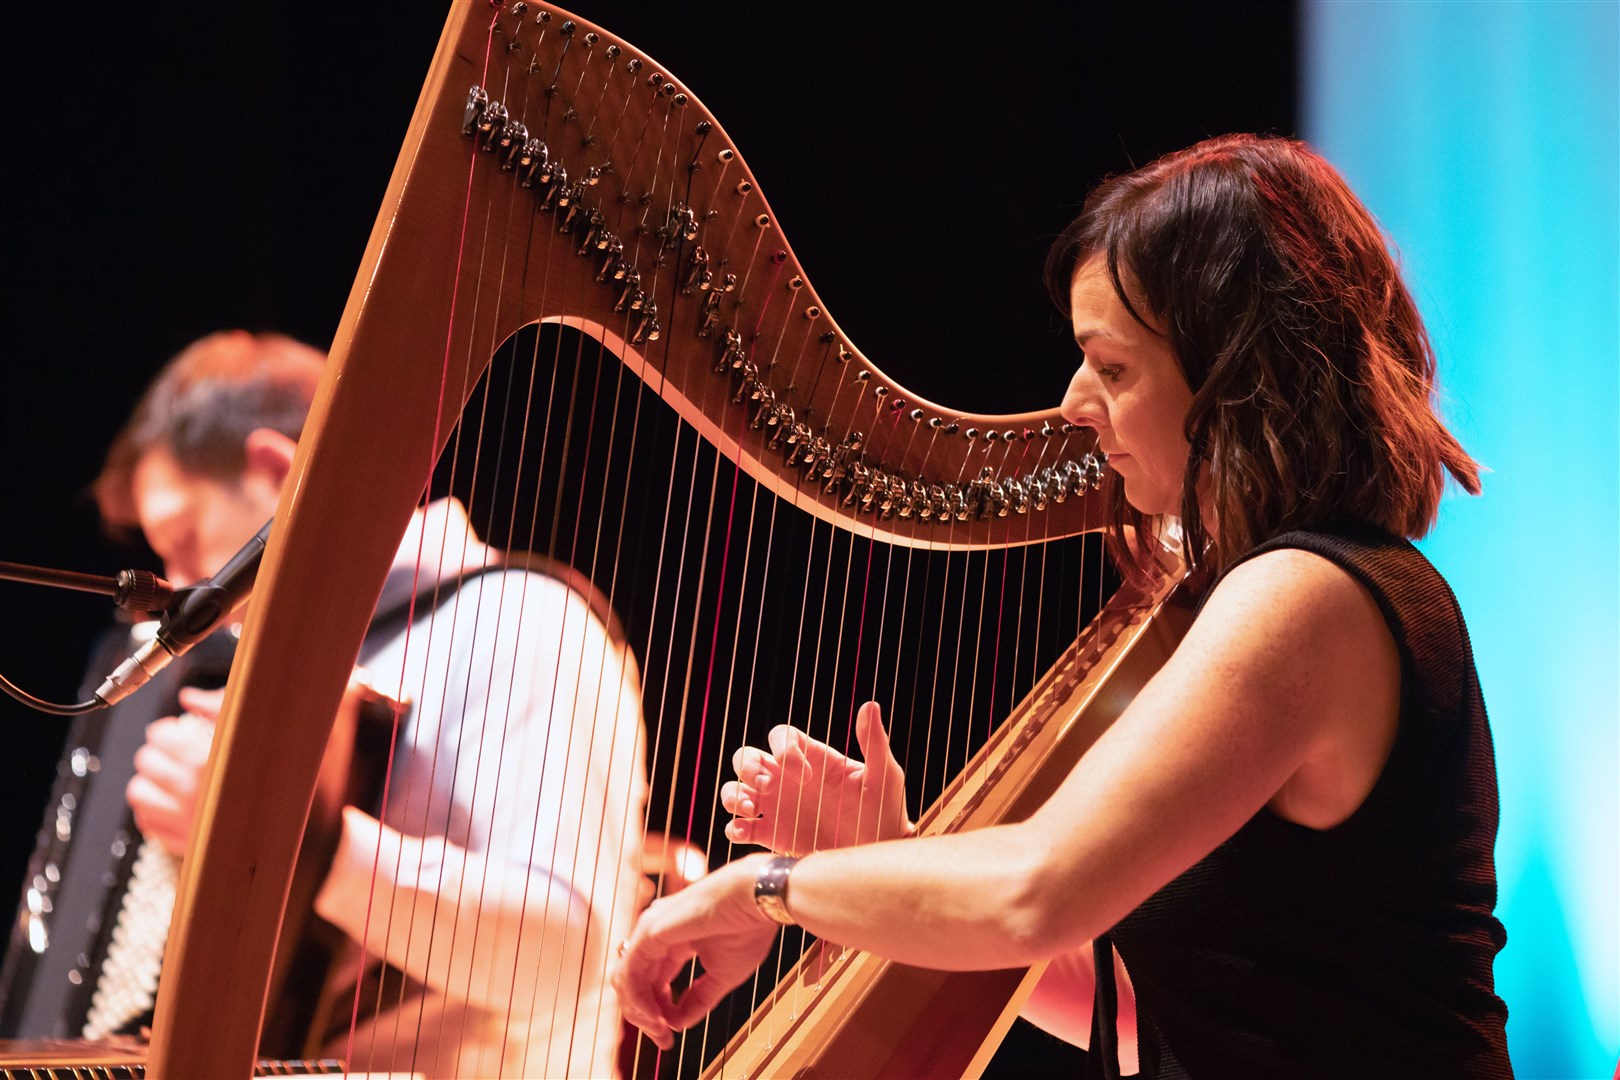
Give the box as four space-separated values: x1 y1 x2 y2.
1096 364 1124 383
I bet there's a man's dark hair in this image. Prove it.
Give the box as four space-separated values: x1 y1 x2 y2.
94 331 325 531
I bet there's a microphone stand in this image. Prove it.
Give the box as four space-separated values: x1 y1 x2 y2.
0 517 271 716
0 561 174 613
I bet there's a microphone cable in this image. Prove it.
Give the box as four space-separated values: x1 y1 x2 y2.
0 560 175 717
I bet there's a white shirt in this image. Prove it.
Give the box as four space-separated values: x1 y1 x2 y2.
315 500 646 1078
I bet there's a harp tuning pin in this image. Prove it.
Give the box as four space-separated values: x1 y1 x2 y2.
873 385 889 397
476 100 509 149
964 427 980 440
890 398 908 412
789 275 804 289
945 422 961 434
584 32 599 45
696 120 713 136
498 121 529 169
509 2 528 14
560 19 576 35
1021 428 1036 441
804 306 822 320
462 86 489 137
910 408 924 421
627 58 643 74
605 44 621 59
674 92 688 106
683 245 711 293
1040 422 1054 437
820 331 837 344
1004 429 1018 441
928 416 944 429
755 213 772 229
836 346 854 364
535 10 551 23
1060 422 1076 434
855 370 872 381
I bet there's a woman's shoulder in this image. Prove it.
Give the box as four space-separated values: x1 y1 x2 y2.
1213 520 1466 673
1193 541 1404 829
1198 540 1394 651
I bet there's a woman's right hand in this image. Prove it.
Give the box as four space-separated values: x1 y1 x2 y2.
721 701 914 856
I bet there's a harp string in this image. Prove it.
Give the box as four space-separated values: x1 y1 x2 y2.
807 383 895 847
771 379 873 1030
966 439 1025 795
332 10 505 1074
481 25 649 1070
316 7 1110 1074
688 252 833 1074
504 30 675 1077
859 408 927 857
395 52 545 1072
438 75 566 1064
350 15 535 1073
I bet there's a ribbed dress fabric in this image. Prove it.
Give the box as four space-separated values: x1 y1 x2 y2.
1084 521 1511 1079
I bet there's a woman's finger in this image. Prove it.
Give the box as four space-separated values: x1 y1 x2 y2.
730 744 772 782
854 700 895 766
668 971 740 1030
720 780 758 818
767 725 820 777
615 940 677 1050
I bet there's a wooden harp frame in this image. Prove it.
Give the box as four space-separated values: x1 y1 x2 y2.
144 4 1175 1076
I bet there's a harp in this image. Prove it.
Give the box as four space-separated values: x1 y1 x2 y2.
120 3 1190 1076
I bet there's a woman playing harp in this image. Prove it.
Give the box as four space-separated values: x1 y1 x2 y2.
614 134 1513 1079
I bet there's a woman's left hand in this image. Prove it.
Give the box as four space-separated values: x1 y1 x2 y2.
612 854 781 1051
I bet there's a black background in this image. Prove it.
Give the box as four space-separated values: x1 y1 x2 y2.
0 2 1295 1069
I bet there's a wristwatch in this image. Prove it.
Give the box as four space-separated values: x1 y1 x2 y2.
752 855 800 925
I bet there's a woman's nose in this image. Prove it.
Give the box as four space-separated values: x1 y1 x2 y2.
1060 366 1101 428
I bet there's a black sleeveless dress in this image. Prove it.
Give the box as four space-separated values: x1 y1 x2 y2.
1087 520 1512 1079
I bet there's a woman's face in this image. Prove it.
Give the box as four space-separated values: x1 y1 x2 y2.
1059 256 1195 518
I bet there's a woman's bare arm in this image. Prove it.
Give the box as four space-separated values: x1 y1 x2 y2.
616 548 1401 1042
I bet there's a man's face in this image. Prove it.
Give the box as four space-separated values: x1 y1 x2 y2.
131 446 281 587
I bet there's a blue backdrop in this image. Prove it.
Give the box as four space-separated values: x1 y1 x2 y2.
1303 3 1619 1077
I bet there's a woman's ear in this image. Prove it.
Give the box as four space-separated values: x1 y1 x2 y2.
242 427 298 494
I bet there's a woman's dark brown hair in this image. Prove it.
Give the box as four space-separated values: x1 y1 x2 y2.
1044 134 1480 581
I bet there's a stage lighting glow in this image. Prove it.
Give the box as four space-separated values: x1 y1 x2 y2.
1305 4 1619 1076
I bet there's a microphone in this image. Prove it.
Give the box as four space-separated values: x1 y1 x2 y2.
93 518 273 707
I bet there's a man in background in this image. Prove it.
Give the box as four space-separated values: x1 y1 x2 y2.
0 331 647 1077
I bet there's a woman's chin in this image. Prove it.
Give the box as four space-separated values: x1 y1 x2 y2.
1120 484 1177 519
